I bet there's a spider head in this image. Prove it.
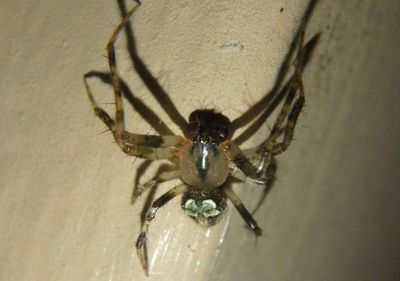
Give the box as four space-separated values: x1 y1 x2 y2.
188 109 230 144
181 189 227 226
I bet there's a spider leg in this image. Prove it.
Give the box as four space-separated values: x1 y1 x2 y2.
230 0 319 143
117 0 189 136
84 74 180 145
262 12 307 157
233 33 319 146
131 169 181 204
107 4 137 134
263 78 304 156
241 9 308 169
83 3 182 160
222 185 262 236
235 147 277 215
84 81 179 159
222 141 266 184
84 70 174 136
251 156 277 215
136 183 188 276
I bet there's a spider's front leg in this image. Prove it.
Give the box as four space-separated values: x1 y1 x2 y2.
83 3 182 160
259 12 308 158
223 141 267 184
263 77 304 156
226 146 277 218
251 155 277 215
136 183 188 276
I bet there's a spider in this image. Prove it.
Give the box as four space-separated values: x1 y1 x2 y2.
84 0 319 276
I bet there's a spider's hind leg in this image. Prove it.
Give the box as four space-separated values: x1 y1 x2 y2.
223 185 262 236
136 183 188 276
132 168 181 204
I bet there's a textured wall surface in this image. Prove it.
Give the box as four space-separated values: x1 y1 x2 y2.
0 0 399 281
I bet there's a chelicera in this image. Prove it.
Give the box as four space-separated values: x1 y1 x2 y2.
84 1 318 276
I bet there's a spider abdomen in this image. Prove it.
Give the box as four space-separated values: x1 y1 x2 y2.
180 138 229 188
181 188 227 226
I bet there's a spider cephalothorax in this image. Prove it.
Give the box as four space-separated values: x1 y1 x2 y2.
84 0 318 276
181 109 231 188
180 135 230 188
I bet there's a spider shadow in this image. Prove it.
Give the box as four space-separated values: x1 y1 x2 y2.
231 0 320 144
86 0 184 220
115 0 188 136
110 0 320 144
88 0 320 223
84 70 173 135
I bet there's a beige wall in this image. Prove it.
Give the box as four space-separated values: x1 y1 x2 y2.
0 0 399 281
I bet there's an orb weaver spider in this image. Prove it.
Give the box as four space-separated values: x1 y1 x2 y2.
84 0 319 276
